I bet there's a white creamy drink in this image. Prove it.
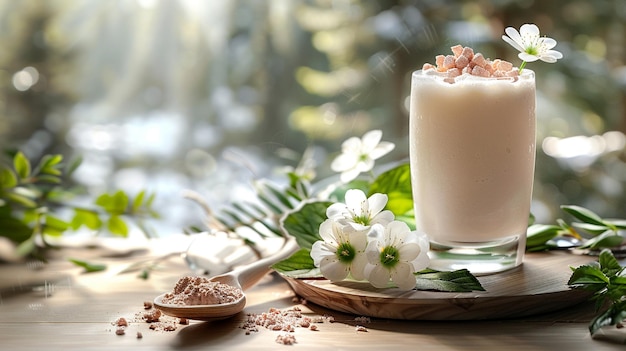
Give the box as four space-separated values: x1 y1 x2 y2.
409 45 536 273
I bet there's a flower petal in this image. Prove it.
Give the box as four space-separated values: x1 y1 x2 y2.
354 158 375 173
540 37 557 50
340 136 362 153
390 262 416 290
340 168 361 183
320 256 350 281
318 219 337 243
349 253 368 280
360 130 383 153
410 252 431 272
369 141 395 160
344 189 367 215
503 27 525 52
398 242 421 262
518 52 540 62
371 210 395 226
348 230 369 251
366 193 388 215
310 241 326 266
519 23 539 37
331 153 357 172
326 203 347 221
367 265 391 288
365 240 381 264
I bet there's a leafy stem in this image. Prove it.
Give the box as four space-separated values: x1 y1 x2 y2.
568 249 626 335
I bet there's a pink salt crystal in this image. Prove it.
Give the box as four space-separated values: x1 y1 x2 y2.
446 68 461 78
451 45 464 57
435 55 445 67
454 55 469 69
422 63 435 71
471 65 489 77
471 53 487 68
462 66 472 75
443 55 456 69
497 60 513 72
461 46 474 60
506 69 519 77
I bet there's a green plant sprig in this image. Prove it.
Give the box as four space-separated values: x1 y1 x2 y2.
568 249 626 335
526 205 626 252
0 151 160 258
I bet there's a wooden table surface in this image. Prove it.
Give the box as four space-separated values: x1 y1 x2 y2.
1 244 625 351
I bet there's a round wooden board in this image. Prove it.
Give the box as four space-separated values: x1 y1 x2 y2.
281 251 594 320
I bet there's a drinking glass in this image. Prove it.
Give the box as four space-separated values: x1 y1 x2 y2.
409 69 536 274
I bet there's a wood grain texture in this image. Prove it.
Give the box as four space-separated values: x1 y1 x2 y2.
283 251 594 320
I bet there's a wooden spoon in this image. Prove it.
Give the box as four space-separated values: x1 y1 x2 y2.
154 236 299 321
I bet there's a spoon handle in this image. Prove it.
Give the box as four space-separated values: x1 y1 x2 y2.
230 237 300 290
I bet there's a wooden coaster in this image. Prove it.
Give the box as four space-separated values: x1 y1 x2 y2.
281 251 593 320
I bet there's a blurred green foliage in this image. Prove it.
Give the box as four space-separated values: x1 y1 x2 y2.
0 151 159 258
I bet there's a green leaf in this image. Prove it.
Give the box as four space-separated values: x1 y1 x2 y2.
68 258 107 273
598 249 622 276
271 248 320 278
369 163 413 216
43 215 70 236
526 224 561 248
36 174 62 184
96 190 129 214
589 301 626 336
16 237 36 256
7 192 37 208
571 222 610 235
415 269 485 292
132 190 145 212
0 168 17 188
561 205 605 226
37 154 63 176
71 208 102 230
605 219 626 230
0 209 32 242
107 215 129 237
280 201 331 250
578 231 624 250
13 151 31 180
568 264 608 292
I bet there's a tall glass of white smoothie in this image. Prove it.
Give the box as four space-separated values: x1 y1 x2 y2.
409 47 536 274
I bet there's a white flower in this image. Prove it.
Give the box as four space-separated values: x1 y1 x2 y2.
310 219 368 281
364 221 430 290
502 24 563 69
331 130 395 183
326 189 394 234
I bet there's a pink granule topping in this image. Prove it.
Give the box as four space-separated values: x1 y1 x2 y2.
423 45 518 79
161 276 243 305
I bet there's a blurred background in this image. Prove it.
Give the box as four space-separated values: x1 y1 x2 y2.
1 0 625 236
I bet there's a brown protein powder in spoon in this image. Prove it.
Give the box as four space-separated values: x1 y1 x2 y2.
161 276 243 305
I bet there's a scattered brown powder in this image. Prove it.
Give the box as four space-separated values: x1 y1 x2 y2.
143 308 161 323
240 307 331 336
143 301 153 309
161 276 243 305
115 317 128 327
275 333 297 345
354 316 370 324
